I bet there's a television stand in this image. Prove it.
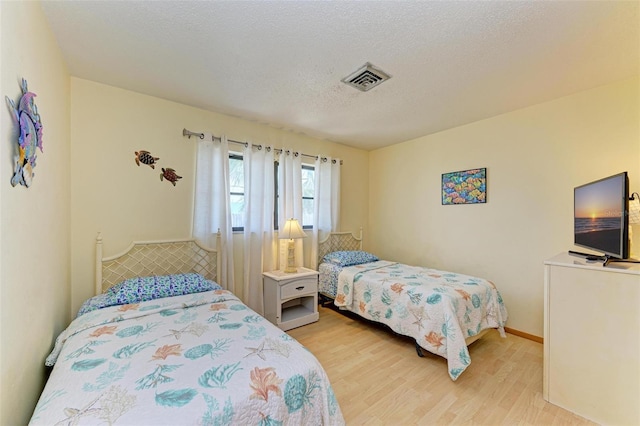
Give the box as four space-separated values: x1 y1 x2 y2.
568 250 605 261
606 258 640 264
568 250 640 267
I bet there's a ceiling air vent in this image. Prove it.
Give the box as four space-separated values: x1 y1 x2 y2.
341 62 391 92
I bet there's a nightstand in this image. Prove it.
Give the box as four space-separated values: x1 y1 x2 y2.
263 267 319 331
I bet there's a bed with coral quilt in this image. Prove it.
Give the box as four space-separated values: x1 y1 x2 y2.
29 236 343 425
317 232 508 381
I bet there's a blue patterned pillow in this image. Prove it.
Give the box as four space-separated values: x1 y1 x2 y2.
322 251 378 267
76 273 221 317
76 293 116 317
108 273 221 304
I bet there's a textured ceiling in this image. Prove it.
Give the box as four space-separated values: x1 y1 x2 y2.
41 1 639 151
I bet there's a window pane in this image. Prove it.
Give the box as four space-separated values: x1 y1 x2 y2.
302 166 315 227
302 167 314 197
230 194 244 229
229 157 244 193
302 198 313 227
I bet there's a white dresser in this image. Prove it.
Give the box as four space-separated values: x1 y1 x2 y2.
543 253 640 425
263 267 319 331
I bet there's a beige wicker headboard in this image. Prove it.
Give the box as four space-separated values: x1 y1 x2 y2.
317 228 363 265
95 233 220 295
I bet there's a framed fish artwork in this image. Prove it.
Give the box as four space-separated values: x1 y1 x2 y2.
5 79 43 187
442 168 487 205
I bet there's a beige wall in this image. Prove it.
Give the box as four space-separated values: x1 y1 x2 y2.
0 2 71 424
369 77 640 338
70 78 369 313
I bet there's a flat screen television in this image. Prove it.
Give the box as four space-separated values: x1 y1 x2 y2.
574 171 629 260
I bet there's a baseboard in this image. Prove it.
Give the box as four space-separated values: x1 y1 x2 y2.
504 327 543 344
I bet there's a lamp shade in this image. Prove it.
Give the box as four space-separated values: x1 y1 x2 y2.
629 194 640 225
279 218 307 240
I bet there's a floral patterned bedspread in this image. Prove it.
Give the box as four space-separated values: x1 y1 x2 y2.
319 262 343 298
30 290 344 425
334 261 508 380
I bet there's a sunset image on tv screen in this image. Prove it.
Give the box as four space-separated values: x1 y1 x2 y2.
574 174 623 255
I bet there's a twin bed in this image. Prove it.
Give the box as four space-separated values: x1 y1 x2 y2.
317 230 508 381
30 235 344 425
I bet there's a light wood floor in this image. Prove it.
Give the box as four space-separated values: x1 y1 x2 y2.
287 306 595 425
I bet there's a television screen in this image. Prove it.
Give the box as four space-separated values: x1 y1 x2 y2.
574 172 629 259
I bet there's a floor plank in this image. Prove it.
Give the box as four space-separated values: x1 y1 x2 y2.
287 306 596 425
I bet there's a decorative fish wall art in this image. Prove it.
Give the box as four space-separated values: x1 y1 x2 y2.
5 79 43 187
160 168 182 186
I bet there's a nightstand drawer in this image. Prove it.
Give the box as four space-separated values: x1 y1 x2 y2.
281 278 316 299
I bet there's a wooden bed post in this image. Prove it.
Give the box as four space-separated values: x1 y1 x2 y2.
95 232 103 295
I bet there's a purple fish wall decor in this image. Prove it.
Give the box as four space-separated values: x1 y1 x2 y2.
5 79 43 187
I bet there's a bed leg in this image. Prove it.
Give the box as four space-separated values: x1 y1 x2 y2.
318 293 333 308
415 341 424 357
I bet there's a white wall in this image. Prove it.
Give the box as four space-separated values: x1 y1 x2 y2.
70 78 369 313
369 77 640 337
0 2 71 424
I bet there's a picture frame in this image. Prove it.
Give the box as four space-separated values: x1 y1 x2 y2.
442 168 487 205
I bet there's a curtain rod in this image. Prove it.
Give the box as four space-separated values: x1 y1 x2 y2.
183 128 342 164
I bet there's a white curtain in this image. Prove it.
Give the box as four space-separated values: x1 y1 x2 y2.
192 134 235 292
310 157 341 269
243 143 276 314
277 150 303 269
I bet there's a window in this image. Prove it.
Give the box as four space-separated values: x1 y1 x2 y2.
229 154 244 230
229 154 315 231
301 165 314 229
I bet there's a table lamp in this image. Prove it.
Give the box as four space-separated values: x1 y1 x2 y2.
280 218 307 273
